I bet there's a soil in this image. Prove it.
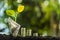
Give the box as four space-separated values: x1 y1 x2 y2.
0 34 59 40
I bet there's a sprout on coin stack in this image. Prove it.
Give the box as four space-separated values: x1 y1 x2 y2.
6 4 24 22
6 5 24 37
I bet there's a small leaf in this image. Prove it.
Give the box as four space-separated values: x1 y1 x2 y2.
17 5 24 13
6 10 15 17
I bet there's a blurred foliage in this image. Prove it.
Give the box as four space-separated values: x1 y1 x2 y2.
0 0 60 35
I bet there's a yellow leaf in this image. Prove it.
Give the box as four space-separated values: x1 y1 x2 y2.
17 5 24 13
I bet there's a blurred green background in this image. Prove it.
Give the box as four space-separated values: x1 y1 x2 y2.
0 0 60 36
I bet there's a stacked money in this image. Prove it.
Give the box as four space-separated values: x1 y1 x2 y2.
21 27 26 37
8 17 39 37
26 29 32 36
8 17 21 37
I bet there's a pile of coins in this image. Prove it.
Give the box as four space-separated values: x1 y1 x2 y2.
8 17 47 37
20 27 39 37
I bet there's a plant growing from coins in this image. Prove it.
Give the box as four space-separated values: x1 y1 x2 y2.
6 5 24 22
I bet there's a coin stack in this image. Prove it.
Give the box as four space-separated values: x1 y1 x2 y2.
26 29 32 36
21 27 26 37
33 33 38 37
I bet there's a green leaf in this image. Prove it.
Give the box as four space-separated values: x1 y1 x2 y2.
6 10 15 17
